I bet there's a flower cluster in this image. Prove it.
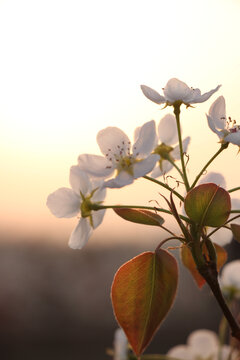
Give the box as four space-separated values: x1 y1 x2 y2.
167 329 239 360
47 77 240 360
47 78 231 249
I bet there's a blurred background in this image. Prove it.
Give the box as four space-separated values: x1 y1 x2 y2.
1 0 240 358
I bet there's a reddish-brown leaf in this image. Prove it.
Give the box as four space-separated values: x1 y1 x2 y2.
181 243 227 288
184 183 231 227
113 208 164 226
111 249 178 357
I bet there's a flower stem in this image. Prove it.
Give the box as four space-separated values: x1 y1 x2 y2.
143 175 184 202
228 186 240 193
167 158 185 181
193 252 240 341
190 143 229 189
173 105 190 191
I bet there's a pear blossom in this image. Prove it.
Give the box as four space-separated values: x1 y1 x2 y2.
220 260 240 299
207 96 240 147
113 328 128 360
141 78 221 107
139 113 190 177
46 166 106 249
199 172 240 246
167 329 239 360
78 120 159 188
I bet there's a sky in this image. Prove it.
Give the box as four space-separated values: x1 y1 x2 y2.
1 0 240 247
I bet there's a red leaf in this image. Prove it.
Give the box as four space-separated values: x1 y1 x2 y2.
181 243 227 288
113 208 164 226
231 223 240 242
111 249 178 357
184 183 231 227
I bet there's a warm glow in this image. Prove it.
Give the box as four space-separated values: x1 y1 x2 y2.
1 0 240 245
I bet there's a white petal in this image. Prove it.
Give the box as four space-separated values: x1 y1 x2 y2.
199 172 226 189
133 154 159 178
220 345 238 360
132 120 157 157
46 188 80 218
186 88 201 103
167 345 193 360
191 84 221 103
158 114 178 145
207 115 224 138
208 96 226 130
78 154 114 178
135 124 159 153
97 127 131 158
220 260 240 290
151 160 173 178
140 85 166 104
103 172 133 188
188 329 219 358
92 209 106 229
224 131 240 145
163 78 192 103
209 227 232 246
172 137 190 160
151 166 162 178
134 126 140 143
91 186 107 202
113 328 128 360
69 166 91 195
68 218 92 249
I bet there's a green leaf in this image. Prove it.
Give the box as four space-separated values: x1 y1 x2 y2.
113 208 164 226
181 242 227 288
111 249 178 357
184 183 231 227
231 223 240 242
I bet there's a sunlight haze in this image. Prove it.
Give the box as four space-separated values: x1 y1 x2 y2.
1 0 240 246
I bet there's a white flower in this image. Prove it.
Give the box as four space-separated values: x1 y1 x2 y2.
220 260 240 299
113 328 128 360
142 113 190 177
78 120 159 188
46 166 106 249
199 172 240 246
167 329 238 360
141 78 221 107
207 96 240 146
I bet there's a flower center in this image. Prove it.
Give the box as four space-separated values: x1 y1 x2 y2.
153 143 174 172
104 140 139 176
153 143 173 159
222 116 240 133
229 125 240 133
80 195 93 218
116 156 136 176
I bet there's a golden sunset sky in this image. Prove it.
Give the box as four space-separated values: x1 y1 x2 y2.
1 0 240 247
